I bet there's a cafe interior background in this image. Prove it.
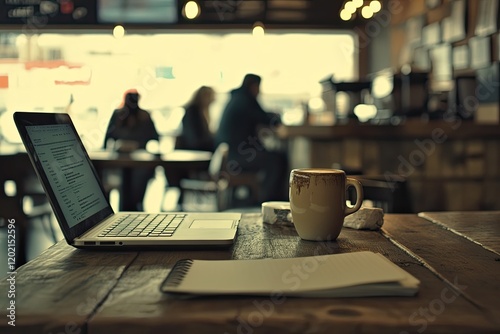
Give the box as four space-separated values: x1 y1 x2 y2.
0 0 499 269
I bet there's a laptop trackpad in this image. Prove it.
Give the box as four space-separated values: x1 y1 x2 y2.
190 220 234 229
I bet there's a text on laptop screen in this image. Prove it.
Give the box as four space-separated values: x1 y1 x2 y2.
26 124 108 228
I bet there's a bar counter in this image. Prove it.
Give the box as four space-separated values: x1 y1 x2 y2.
279 119 500 140
278 120 500 212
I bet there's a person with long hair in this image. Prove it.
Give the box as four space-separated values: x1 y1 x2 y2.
169 86 216 206
104 89 159 211
175 86 216 152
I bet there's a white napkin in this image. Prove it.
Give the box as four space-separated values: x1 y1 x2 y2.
262 202 384 230
343 207 384 230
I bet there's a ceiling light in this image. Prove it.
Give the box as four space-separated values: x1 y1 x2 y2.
184 1 200 19
341 0 381 20
353 0 363 8
361 6 374 19
340 9 352 21
344 1 356 13
113 25 125 39
252 22 265 36
370 1 382 13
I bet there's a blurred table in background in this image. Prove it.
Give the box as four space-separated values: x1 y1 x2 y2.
89 150 211 211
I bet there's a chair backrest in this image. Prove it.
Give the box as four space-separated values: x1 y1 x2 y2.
208 142 229 181
348 175 411 213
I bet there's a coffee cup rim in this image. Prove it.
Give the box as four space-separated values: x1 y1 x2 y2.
291 168 346 175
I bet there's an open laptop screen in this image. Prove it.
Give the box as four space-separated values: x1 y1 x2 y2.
14 112 114 243
26 124 108 227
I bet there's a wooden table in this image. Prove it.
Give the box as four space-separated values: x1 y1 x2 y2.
1 211 499 334
89 150 212 171
89 150 211 210
0 148 211 264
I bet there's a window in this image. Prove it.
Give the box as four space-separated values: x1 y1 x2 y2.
0 31 356 147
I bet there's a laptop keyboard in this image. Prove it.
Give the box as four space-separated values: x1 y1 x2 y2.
98 214 186 238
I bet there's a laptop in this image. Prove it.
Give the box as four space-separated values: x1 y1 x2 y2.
14 111 240 248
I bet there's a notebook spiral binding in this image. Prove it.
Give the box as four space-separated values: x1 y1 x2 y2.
163 259 194 288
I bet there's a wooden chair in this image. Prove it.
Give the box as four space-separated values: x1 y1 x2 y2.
178 142 264 211
224 170 262 207
347 174 412 213
179 143 231 211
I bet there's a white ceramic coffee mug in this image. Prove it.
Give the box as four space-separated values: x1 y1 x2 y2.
289 169 363 241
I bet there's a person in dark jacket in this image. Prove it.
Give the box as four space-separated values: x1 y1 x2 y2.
216 74 287 203
104 90 159 151
104 89 159 211
175 86 216 152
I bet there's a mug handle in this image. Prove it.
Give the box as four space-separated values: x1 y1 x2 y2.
344 178 364 216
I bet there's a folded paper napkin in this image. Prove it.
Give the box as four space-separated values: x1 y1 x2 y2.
343 207 384 230
262 201 293 226
262 202 384 230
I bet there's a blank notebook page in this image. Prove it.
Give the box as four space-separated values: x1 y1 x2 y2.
174 251 409 294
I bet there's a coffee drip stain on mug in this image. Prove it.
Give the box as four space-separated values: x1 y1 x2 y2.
291 170 343 194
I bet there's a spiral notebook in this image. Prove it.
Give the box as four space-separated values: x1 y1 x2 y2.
160 251 420 298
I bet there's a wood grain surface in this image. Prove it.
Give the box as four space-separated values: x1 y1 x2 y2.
1 213 499 334
418 211 500 255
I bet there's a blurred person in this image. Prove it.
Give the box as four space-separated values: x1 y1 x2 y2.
175 86 216 152
169 86 216 206
216 74 288 203
104 89 159 211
